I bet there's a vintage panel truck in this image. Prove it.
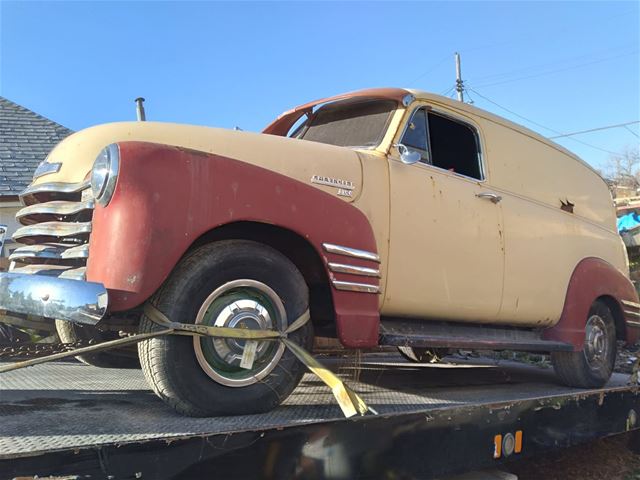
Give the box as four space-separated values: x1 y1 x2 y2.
0 88 638 416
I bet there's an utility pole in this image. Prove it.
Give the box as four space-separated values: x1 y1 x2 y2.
455 52 464 102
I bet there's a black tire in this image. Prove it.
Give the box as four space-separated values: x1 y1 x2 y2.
551 300 616 388
55 320 140 369
138 240 313 417
398 346 449 363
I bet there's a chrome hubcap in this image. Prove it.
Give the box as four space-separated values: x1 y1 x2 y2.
585 315 609 368
193 280 286 387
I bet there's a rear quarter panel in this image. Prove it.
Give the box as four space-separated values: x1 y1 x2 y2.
478 116 629 326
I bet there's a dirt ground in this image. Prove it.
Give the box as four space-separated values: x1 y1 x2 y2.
504 432 640 480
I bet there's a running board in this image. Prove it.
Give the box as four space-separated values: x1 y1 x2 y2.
379 317 574 352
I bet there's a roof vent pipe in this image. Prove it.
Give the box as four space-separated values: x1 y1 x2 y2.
135 97 146 121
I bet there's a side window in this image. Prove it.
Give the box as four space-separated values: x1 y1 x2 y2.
427 113 482 180
400 108 429 161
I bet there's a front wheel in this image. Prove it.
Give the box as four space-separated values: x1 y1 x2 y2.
138 240 313 417
55 320 140 369
551 300 616 388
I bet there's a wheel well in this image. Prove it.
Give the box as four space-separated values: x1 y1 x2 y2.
188 221 336 336
597 295 626 341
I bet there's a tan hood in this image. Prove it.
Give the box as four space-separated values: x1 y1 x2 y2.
34 122 364 202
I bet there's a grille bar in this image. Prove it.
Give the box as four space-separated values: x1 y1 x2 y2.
11 181 93 282
9 243 89 262
13 221 92 244
17 200 94 225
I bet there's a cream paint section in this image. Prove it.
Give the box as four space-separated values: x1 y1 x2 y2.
475 117 616 231
353 150 390 305
370 107 410 156
471 112 626 326
496 191 626 325
383 159 504 322
33 122 362 204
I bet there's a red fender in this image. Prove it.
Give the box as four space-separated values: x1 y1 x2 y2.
542 257 640 349
87 141 380 347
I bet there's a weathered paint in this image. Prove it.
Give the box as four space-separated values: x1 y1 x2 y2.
86 142 380 347
24 87 634 346
542 257 640 349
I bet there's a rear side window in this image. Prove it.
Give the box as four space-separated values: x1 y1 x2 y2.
428 113 482 180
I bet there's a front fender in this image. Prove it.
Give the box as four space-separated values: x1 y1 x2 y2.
87 141 381 347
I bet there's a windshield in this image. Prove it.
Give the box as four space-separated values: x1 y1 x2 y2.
290 99 397 148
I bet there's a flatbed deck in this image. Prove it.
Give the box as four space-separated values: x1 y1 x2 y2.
1 354 638 479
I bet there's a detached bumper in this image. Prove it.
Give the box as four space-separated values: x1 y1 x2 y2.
0 272 108 325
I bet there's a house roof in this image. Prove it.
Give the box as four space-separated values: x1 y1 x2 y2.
0 97 73 196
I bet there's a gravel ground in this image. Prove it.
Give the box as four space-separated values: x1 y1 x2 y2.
616 343 640 375
505 432 640 480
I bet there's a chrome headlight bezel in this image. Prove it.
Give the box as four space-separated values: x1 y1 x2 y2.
90 144 120 206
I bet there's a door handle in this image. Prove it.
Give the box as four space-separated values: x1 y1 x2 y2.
476 192 502 204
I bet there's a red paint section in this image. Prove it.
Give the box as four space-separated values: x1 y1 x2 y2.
542 257 639 349
263 88 411 137
87 142 380 347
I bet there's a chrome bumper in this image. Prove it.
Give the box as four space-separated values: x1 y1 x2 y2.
0 272 108 325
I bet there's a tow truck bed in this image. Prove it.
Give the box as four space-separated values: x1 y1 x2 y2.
1 354 638 479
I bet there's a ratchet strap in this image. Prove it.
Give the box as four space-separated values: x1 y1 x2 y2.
0 304 374 418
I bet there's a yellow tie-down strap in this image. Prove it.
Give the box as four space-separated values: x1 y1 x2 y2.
0 304 375 419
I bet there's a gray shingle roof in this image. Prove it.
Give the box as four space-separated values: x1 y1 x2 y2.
0 97 73 196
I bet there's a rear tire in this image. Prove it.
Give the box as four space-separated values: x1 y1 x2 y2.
55 320 140 369
138 240 313 417
551 300 616 388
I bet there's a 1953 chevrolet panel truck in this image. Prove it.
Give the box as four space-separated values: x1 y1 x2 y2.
1 88 638 416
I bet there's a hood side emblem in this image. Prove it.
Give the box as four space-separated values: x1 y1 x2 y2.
311 175 355 197
33 160 62 180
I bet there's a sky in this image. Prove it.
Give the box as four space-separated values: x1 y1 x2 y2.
0 1 638 172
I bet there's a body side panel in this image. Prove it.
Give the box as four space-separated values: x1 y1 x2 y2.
472 115 627 326
382 101 506 322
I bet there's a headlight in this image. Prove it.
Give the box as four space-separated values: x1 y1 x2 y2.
91 144 120 206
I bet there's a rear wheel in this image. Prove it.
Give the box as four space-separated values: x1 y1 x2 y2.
551 300 616 388
138 240 313 417
55 320 140 369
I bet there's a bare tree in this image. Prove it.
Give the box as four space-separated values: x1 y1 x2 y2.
605 146 640 196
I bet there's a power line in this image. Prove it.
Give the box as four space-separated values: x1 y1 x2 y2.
469 43 637 84
467 87 618 155
457 8 637 55
408 54 452 85
472 51 638 89
624 125 640 140
549 121 640 139
440 85 455 96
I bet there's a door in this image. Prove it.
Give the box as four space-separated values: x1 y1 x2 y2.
382 106 505 323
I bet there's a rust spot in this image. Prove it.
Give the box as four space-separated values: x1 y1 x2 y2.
560 199 575 213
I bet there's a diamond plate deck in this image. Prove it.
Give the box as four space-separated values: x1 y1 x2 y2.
0 354 631 459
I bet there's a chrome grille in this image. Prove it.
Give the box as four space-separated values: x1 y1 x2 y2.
10 181 93 281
